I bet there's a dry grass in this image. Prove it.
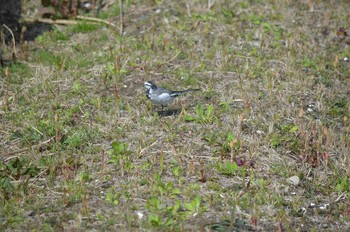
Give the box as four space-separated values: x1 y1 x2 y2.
1 0 350 231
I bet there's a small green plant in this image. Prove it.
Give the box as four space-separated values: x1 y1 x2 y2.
106 58 128 77
184 104 215 124
152 174 181 198
105 187 122 205
221 7 235 20
184 195 202 217
226 133 240 152
219 100 231 110
0 157 40 199
146 196 178 228
216 161 246 177
146 194 205 229
110 141 129 156
327 97 349 118
0 176 15 200
249 14 265 25
108 141 132 175
72 80 82 93
269 123 302 154
63 126 98 149
145 175 207 229
301 58 317 70
335 177 349 192
204 132 240 159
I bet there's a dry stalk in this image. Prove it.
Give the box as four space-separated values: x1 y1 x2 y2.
119 0 123 34
2 24 16 60
5 67 9 111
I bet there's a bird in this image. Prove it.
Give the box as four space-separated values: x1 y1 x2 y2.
144 81 199 110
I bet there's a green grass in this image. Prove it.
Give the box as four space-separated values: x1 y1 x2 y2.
1 0 350 231
68 22 99 33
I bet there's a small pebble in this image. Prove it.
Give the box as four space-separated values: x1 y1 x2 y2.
287 176 300 186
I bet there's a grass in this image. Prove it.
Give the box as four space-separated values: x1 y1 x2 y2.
1 0 350 231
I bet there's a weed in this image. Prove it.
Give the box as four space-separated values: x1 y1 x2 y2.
105 187 122 205
216 161 246 177
184 195 202 217
184 103 215 124
108 141 132 176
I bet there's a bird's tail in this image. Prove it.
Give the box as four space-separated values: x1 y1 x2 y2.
170 89 200 97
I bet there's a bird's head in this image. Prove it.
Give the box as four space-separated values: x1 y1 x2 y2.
144 81 158 90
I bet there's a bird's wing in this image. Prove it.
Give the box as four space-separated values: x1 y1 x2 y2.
170 89 200 97
158 92 172 99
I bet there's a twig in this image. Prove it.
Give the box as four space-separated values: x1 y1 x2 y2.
2 24 16 58
3 148 30 159
139 141 158 157
185 1 192 17
4 67 9 110
119 0 123 34
191 155 219 160
335 193 346 202
233 55 253 60
76 15 118 29
268 59 286 66
24 17 84 25
24 16 118 29
102 0 117 10
232 99 245 102
31 125 43 136
2 137 54 161
46 185 64 195
167 50 182 64
208 0 216 9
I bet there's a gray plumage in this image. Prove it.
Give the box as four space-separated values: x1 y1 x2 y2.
144 81 199 107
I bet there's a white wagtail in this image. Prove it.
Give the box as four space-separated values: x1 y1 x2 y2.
144 81 199 109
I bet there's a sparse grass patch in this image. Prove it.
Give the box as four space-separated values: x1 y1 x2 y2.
1 0 349 231
32 50 65 67
4 63 32 81
68 22 99 33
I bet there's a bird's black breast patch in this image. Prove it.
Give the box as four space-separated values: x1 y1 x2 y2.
146 90 151 99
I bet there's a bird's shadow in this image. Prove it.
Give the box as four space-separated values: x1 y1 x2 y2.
155 109 181 117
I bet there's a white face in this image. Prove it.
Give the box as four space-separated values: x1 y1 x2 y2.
144 82 152 90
